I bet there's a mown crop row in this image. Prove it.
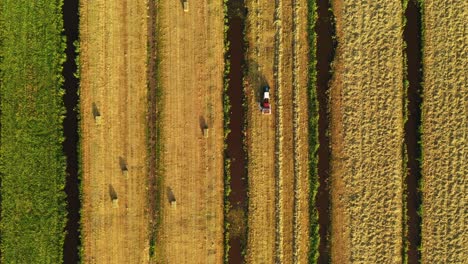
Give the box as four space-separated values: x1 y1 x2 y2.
0 0 67 263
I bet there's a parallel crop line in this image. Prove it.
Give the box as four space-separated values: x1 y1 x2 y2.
291 0 302 261
274 0 285 261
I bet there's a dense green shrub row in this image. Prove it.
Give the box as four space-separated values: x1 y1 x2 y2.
0 0 67 262
307 0 320 262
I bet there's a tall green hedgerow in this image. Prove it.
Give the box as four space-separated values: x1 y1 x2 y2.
0 0 68 263
222 0 232 263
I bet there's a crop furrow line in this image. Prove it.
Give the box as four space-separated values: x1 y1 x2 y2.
291 0 302 262
274 0 285 262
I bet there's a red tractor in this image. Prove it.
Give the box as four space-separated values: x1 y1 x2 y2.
261 85 271 115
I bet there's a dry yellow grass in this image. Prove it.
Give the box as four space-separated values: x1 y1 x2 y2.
155 0 225 262
330 1 405 262
421 1 467 263
80 0 149 262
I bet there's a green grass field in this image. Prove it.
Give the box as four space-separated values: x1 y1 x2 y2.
0 0 67 262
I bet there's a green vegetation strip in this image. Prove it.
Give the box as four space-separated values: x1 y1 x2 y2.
222 0 232 261
306 0 319 262
147 0 164 260
0 0 67 263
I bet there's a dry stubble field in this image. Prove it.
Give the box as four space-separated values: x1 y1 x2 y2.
245 0 310 262
80 0 149 263
330 0 405 262
155 0 225 263
421 1 467 262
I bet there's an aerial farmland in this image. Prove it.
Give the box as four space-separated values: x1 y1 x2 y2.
0 0 465 263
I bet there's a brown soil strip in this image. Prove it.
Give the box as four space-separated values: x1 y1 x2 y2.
226 8 248 262
315 0 335 262
403 0 423 263
62 0 81 262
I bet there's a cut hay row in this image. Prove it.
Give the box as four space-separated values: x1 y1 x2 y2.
329 0 405 262
420 0 467 262
273 0 285 261
291 0 312 262
0 1 67 262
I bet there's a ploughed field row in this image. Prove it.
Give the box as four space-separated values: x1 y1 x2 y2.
421 1 467 262
329 0 405 262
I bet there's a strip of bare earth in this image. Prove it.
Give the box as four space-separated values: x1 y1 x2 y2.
420 1 467 262
80 0 149 262
402 0 423 262
156 0 225 262
330 1 405 262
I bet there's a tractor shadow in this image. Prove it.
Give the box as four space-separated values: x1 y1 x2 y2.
245 61 269 105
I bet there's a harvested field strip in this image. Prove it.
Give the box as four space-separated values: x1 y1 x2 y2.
245 0 277 262
314 0 335 262
79 0 149 262
330 0 405 262
273 0 285 261
62 0 81 262
403 0 423 263
274 0 312 261
420 0 467 262
0 0 67 262
274 0 289 261
291 0 312 262
157 0 225 262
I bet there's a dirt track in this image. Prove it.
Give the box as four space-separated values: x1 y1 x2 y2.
80 0 149 263
155 0 225 263
245 0 310 262
330 1 405 262
421 1 467 262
